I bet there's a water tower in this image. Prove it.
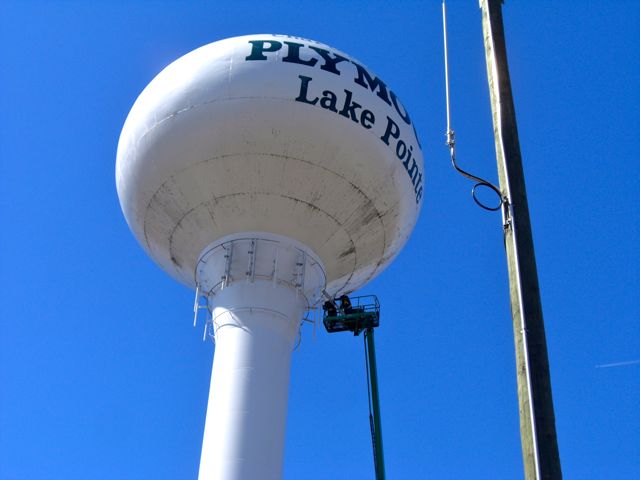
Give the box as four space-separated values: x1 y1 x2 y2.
116 34 424 480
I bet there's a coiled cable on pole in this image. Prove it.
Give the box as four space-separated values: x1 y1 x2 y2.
442 1 505 212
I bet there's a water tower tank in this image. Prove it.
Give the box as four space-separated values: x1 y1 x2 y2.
116 34 424 480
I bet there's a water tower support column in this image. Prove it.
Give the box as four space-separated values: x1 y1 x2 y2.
195 233 326 480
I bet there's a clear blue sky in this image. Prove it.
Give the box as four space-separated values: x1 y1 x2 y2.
1 1 638 479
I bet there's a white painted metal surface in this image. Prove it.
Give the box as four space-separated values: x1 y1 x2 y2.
116 34 424 480
116 34 424 297
196 233 325 480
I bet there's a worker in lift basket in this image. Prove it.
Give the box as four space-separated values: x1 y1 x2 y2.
323 300 337 317
339 294 354 315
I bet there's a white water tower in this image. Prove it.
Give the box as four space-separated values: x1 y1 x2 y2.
116 34 423 480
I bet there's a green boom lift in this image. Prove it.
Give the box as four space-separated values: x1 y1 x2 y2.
322 295 385 480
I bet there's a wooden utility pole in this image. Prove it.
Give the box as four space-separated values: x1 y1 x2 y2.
479 1 562 478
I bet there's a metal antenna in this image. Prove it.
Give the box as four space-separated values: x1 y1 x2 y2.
442 0 504 212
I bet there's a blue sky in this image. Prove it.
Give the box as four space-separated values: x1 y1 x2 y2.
1 1 638 479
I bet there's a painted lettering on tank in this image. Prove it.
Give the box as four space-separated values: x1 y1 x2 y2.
295 75 421 204
246 38 424 204
245 39 420 134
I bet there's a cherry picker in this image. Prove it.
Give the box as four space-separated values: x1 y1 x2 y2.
323 295 385 480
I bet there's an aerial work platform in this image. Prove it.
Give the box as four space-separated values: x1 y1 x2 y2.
322 294 385 480
322 295 380 335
